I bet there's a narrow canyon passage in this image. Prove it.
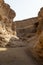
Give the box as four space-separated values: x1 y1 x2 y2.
0 47 38 65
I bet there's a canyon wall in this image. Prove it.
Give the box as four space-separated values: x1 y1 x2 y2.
32 7 43 64
15 17 39 38
0 0 17 47
15 7 43 64
0 0 43 64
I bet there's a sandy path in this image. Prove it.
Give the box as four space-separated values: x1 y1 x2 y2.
0 47 38 65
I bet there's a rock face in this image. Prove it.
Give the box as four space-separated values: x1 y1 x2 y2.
0 0 17 47
37 7 43 35
15 7 43 64
32 7 43 63
16 17 38 38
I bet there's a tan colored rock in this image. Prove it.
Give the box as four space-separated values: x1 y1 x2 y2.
32 32 43 64
9 9 16 19
32 8 43 62
26 8 43 64
0 0 17 47
0 0 4 6
37 7 43 35
38 7 43 17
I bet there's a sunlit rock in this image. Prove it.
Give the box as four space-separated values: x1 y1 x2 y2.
0 0 17 47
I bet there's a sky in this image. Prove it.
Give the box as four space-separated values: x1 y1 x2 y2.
4 0 43 21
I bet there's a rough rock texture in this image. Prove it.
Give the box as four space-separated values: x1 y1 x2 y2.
33 32 43 60
15 17 39 39
0 0 17 47
37 7 43 35
32 7 43 64
16 17 37 28
26 7 43 64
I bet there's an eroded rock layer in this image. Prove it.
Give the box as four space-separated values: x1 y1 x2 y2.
32 7 43 64
0 0 17 47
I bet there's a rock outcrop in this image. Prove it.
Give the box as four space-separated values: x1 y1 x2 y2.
15 17 38 39
29 7 43 65
0 0 17 47
37 7 43 35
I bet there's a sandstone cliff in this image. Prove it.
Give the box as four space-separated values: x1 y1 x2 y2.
15 17 39 39
0 0 17 47
32 7 43 64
